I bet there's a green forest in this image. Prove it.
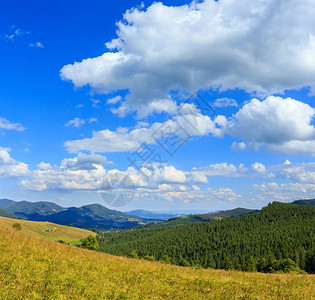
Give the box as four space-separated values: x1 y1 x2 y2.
97 202 315 274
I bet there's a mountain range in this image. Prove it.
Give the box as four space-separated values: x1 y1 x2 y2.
1 198 314 230
0 199 152 229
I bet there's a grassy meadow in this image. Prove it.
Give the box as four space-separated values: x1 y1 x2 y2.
0 216 95 244
0 227 314 299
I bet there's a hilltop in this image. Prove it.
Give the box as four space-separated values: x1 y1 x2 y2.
0 216 95 245
0 226 314 299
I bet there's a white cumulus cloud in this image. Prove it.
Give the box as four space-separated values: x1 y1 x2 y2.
61 0 315 109
65 117 85 128
0 147 29 178
0 117 25 132
228 96 315 156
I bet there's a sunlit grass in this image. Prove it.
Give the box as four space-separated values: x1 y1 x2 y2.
0 216 95 244
0 227 314 299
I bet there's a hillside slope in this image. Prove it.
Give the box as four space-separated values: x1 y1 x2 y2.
0 227 314 299
0 216 95 245
98 202 315 273
0 208 17 219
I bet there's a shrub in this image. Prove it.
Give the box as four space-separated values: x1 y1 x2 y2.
143 255 155 261
179 257 190 267
81 235 99 251
160 255 172 264
12 223 22 231
129 250 139 259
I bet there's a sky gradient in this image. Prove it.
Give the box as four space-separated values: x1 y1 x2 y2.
1 0 315 212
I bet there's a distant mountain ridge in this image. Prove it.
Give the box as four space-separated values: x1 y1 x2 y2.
143 207 258 227
292 199 315 206
43 204 150 229
0 199 149 229
125 210 182 221
195 207 258 220
1 198 314 230
0 198 64 219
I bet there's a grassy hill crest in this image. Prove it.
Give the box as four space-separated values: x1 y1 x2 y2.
0 216 95 245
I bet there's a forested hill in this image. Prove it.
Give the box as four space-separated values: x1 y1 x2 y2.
292 199 315 206
97 202 315 274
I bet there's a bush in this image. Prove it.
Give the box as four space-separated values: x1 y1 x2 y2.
129 250 139 259
81 235 99 250
143 255 156 261
257 258 306 274
160 255 172 264
12 223 22 231
178 257 190 267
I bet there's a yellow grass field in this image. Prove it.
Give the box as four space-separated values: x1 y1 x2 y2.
0 227 314 299
0 216 95 244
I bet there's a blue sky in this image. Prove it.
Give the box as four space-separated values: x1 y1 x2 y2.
1 0 315 212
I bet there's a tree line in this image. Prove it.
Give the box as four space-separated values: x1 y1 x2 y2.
96 202 315 274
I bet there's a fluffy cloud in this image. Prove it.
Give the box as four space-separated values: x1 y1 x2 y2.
229 96 315 144
231 141 247 151
65 126 153 153
65 95 315 157
18 150 315 205
109 98 178 118
253 182 315 202
252 162 267 174
61 0 315 108
107 96 122 105
65 103 226 153
65 117 98 128
20 153 112 191
133 185 242 204
267 141 315 157
20 152 190 191
213 98 238 108
0 147 29 178
22 153 253 192
127 165 187 188
192 163 239 178
228 96 315 156
135 99 178 119
0 117 25 131
65 117 85 128
268 162 315 184
21 165 107 191
60 153 114 170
